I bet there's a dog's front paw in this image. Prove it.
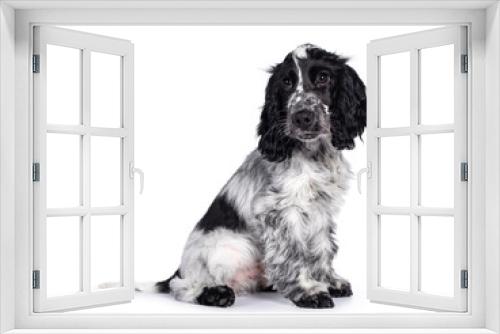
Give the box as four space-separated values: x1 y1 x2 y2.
293 292 334 309
328 281 353 298
196 285 235 307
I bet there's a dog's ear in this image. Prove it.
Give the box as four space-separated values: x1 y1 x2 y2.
330 64 366 150
257 71 296 162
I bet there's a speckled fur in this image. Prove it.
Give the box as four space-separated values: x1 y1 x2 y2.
164 44 365 307
170 139 352 303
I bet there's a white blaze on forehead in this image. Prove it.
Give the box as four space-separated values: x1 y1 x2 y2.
292 43 316 59
288 44 323 108
292 50 305 92
291 44 316 95
292 44 307 93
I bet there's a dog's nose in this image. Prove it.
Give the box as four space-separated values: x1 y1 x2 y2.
292 110 317 130
304 96 317 106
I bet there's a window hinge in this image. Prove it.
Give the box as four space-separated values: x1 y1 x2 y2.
461 54 468 73
32 54 40 73
461 269 468 289
32 162 40 182
32 270 40 289
461 162 468 182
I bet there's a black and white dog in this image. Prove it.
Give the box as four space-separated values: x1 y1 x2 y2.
156 44 366 309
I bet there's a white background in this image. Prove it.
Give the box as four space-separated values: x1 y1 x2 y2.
56 25 442 312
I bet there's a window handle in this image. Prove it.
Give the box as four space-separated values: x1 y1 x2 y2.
129 162 144 194
356 162 372 194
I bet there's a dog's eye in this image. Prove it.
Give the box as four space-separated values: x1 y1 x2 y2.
316 71 330 85
282 77 293 88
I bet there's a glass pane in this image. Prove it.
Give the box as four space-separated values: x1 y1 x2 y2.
91 215 122 290
420 133 454 208
47 133 80 208
47 44 81 125
420 216 454 297
47 216 80 297
380 215 410 291
91 137 121 206
91 52 121 128
380 52 410 128
420 44 454 125
380 136 410 207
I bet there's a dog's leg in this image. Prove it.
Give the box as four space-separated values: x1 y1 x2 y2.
292 269 335 308
259 213 334 308
327 270 353 298
267 265 334 308
169 229 261 307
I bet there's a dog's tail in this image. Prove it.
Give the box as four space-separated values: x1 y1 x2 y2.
154 269 181 294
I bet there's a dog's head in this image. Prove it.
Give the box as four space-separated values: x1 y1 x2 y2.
257 44 366 162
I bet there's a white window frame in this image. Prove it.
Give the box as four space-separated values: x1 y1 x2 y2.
366 26 468 312
32 26 135 312
0 1 498 334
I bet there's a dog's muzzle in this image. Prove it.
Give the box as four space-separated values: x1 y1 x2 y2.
289 92 329 135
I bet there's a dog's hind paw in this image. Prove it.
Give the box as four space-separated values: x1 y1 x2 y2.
196 285 235 307
293 292 334 309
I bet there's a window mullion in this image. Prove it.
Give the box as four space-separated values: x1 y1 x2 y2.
82 48 91 294
410 48 420 294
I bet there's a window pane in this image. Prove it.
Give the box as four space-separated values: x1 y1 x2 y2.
91 137 121 206
420 216 454 297
420 44 454 125
47 44 81 125
47 216 81 297
380 136 410 207
420 133 454 208
47 133 80 208
380 215 410 291
380 52 410 128
91 52 121 128
91 215 122 290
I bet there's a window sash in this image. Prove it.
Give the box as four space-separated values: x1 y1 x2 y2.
32 26 135 312
366 26 468 312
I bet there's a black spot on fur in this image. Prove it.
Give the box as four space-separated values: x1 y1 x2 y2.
195 194 246 233
155 269 181 293
197 285 235 307
293 292 334 308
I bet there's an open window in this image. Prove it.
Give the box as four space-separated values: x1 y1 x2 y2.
2 0 497 330
29 24 469 315
366 26 468 311
32 26 135 312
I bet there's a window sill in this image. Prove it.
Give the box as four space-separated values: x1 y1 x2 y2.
4 329 497 334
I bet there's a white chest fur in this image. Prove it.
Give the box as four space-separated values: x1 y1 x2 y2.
273 151 349 209
251 148 351 238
